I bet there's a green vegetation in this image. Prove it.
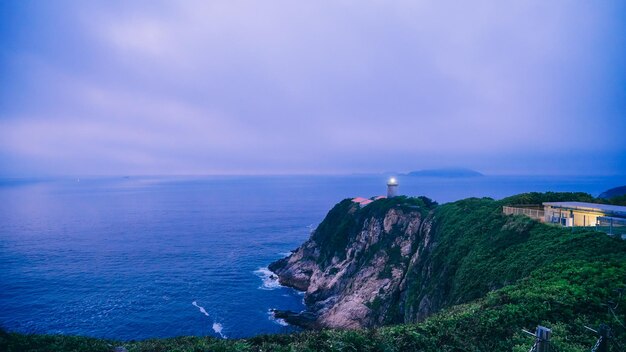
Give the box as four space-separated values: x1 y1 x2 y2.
403 192 625 314
3 192 626 351
312 196 435 268
503 189 626 206
607 194 626 206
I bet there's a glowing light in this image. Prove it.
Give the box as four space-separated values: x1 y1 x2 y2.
388 177 397 185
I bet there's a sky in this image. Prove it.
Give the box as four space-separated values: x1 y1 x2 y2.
1 0 625 176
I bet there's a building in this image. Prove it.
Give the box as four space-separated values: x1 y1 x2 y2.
352 181 398 207
352 197 373 207
543 202 626 228
387 177 399 198
352 179 400 208
503 201 626 236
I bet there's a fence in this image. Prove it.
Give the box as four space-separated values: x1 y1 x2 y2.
503 206 545 221
596 216 626 237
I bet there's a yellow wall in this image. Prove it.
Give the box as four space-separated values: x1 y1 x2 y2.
544 205 603 227
572 211 598 227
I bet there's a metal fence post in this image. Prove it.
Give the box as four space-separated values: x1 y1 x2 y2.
535 326 551 352
523 326 552 352
596 324 610 352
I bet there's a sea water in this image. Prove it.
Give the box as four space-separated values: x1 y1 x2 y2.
0 174 623 340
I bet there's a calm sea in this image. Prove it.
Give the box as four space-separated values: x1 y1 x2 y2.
0 174 623 340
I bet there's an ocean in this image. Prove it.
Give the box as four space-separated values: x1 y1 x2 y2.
0 174 623 340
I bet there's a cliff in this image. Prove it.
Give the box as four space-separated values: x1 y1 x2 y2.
270 192 626 330
269 196 436 328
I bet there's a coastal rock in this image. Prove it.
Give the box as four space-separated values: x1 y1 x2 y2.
271 309 318 329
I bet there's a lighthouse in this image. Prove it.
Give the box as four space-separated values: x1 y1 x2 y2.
387 177 399 198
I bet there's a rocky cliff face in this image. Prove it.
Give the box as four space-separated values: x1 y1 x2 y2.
269 197 438 329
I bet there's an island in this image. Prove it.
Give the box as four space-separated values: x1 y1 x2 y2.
403 167 484 178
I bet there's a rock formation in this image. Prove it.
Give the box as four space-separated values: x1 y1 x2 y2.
269 197 437 328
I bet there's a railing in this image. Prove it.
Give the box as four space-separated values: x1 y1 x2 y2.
596 216 626 237
503 206 545 221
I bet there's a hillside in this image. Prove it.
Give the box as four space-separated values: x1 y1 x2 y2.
599 185 626 199
3 192 626 351
599 185 626 206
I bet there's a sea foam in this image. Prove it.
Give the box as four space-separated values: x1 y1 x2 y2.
267 309 289 326
193 301 226 338
192 301 209 317
254 267 282 290
213 322 226 338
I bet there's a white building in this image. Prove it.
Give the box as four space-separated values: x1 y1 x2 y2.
543 202 626 228
503 201 626 236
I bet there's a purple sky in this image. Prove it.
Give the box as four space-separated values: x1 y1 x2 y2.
1 1 625 176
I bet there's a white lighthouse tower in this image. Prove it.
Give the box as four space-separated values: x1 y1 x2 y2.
387 177 399 198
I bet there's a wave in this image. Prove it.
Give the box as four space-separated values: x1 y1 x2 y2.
253 267 282 290
192 301 209 317
267 309 289 327
213 322 226 338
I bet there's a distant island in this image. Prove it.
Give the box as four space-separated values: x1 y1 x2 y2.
599 185 626 199
403 167 483 178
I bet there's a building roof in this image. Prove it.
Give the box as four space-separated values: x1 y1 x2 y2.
352 197 374 207
359 199 373 206
543 202 626 217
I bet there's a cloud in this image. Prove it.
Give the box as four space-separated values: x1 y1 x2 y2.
0 0 625 175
